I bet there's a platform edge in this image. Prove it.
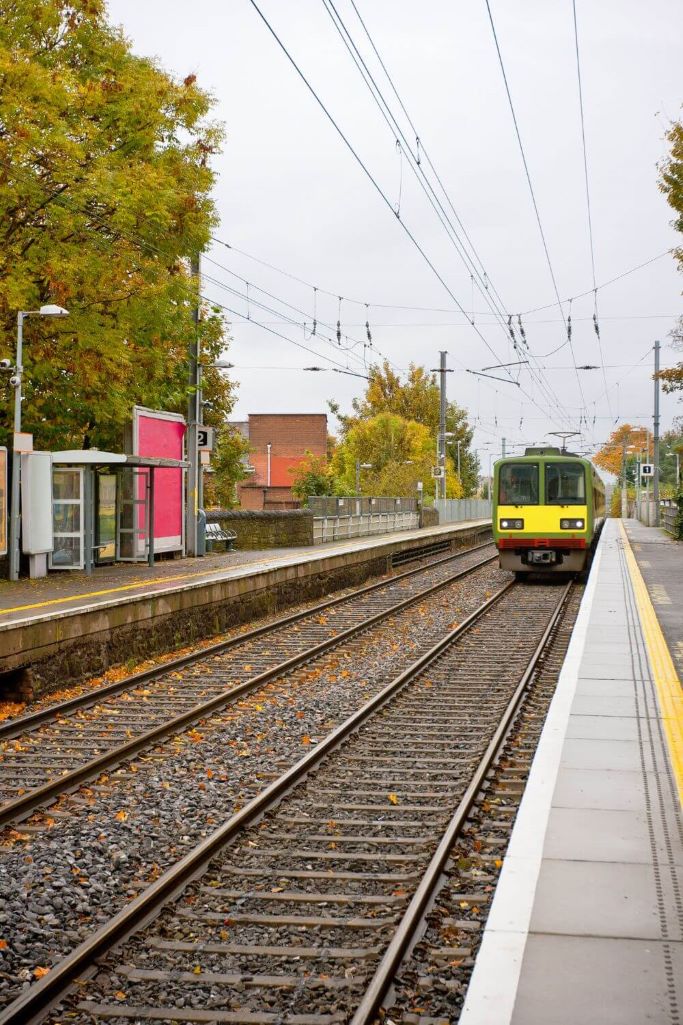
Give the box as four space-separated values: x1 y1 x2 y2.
457 520 608 1025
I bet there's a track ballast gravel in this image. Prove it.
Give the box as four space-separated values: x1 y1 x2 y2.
0 559 507 1010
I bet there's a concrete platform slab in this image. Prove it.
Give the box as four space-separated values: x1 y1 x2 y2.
565 713 642 740
552 767 653 812
510 936 683 1025
460 519 683 1025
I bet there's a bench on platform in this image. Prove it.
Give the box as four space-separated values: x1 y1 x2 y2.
205 522 237 552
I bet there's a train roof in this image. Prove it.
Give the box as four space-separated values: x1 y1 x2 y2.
495 449 594 466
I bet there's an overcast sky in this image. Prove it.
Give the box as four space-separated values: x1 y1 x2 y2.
108 0 682 466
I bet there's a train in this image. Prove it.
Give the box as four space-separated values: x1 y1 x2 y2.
492 446 606 576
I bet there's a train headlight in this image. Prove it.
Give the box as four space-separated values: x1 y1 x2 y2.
500 518 524 530
560 518 585 529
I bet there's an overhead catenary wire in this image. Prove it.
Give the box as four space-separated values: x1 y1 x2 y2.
571 0 612 420
0 157 370 380
213 236 673 318
483 0 588 417
245 0 577 432
319 0 575 426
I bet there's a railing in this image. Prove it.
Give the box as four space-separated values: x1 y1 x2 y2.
313 511 419 544
434 498 492 523
308 496 418 517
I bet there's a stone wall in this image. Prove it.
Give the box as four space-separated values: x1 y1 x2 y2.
207 508 314 549
422 507 439 528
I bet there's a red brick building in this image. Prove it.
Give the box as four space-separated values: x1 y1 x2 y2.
236 413 327 511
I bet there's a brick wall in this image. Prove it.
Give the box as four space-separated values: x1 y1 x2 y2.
207 509 314 549
248 413 327 459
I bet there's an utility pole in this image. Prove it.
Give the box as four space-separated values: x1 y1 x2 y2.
430 351 453 501
653 339 660 527
621 437 627 519
186 254 201 556
438 351 447 501
502 437 506 458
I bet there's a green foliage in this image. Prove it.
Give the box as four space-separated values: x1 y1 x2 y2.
658 120 683 394
290 451 335 501
203 425 250 509
0 0 234 451
331 411 462 499
330 361 476 496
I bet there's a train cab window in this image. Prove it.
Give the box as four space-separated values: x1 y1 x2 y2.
499 463 539 505
545 463 586 505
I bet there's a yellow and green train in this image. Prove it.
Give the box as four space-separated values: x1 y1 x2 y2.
492 447 606 576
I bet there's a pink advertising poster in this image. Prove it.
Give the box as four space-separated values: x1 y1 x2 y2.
133 406 185 553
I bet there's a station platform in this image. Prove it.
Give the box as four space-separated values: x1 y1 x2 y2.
0 519 490 695
461 517 683 1025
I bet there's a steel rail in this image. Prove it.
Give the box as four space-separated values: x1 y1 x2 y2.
0 538 493 743
0 581 515 1025
0 548 497 828
350 579 574 1025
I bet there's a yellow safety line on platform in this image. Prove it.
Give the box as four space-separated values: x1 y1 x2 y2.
0 538 395 617
620 520 683 802
0 549 315 619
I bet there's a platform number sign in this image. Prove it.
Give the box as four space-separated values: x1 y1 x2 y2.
197 426 215 451
640 463 654 477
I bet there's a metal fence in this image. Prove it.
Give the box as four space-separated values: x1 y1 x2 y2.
313 510 419 544
434 498 492 523
308 495 418 516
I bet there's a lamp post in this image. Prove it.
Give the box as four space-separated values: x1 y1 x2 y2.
355 460 372 496
9 304 69 580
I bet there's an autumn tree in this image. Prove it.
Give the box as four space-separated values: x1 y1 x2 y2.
0 0 235 452
593 424 653 481
658 117 683 395
290 451 336 501
203 425 250 509
330 361 477 495
331 412 462 500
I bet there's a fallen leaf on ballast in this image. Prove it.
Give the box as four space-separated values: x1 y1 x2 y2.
388 792 399 806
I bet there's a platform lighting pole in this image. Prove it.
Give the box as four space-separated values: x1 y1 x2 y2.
431 352 453 500
9 305 69 580
186 254 201 556
653 340 661 526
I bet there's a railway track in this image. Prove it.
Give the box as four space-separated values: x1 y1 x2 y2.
0 541 495 827
0 578 576 1025
386 584 584 1023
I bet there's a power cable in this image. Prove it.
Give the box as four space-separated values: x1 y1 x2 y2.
483 0 588 415
571 0 612 419
321 0 578 432
245 0 567 430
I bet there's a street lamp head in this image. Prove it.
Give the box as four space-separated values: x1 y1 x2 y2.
39 304 69 317
213 360 234 370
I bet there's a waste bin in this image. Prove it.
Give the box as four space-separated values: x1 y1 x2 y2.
196 508 207 556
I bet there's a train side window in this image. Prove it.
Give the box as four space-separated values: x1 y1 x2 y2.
545 463 586 504
499 463 539 505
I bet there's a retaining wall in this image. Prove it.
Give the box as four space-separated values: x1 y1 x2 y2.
207 509 314 549
1 521 491 699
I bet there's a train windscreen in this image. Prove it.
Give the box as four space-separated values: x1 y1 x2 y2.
545 463 586 505
499 463 539 505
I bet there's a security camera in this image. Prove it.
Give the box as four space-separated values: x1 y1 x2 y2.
9 375 20 387
0 359 11 370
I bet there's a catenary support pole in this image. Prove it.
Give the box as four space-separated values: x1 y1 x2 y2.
8 312 24 580
438 351 447 500
653 339 660 526
186 255 200 556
